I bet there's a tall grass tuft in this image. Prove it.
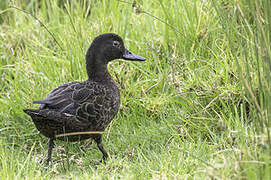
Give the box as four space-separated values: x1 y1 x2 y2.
214 0 271 178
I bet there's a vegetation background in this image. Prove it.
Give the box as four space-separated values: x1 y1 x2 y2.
0 0 270 179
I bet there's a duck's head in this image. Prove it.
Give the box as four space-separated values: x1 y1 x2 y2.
86 33 146 64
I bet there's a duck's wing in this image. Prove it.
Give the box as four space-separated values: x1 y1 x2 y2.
27 80 114 132
32 81 108 123
33 81 80 114
34 81 98 114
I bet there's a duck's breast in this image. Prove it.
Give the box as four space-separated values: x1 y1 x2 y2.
75 80 120 131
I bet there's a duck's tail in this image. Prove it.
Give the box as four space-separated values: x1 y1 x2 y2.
24 108 73 120
23 108 47 118
23 108 40 115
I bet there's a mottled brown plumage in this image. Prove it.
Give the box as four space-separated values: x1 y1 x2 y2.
24 33 145 164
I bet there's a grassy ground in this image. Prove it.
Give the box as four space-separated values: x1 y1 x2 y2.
0 0 270 179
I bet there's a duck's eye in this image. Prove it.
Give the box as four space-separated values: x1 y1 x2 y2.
113 41 120 48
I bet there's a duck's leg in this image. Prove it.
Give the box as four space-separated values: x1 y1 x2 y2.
94 135 108 163
46 138 55 164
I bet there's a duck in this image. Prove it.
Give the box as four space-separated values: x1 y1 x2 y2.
23 33 146 164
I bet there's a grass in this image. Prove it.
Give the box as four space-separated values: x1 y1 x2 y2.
0 0 270 179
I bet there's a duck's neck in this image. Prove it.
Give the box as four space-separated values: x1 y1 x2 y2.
86 53 112 82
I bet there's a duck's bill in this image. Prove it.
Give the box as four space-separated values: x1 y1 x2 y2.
122 49 146 61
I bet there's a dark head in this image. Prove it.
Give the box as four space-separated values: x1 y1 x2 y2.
86 33 146 80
